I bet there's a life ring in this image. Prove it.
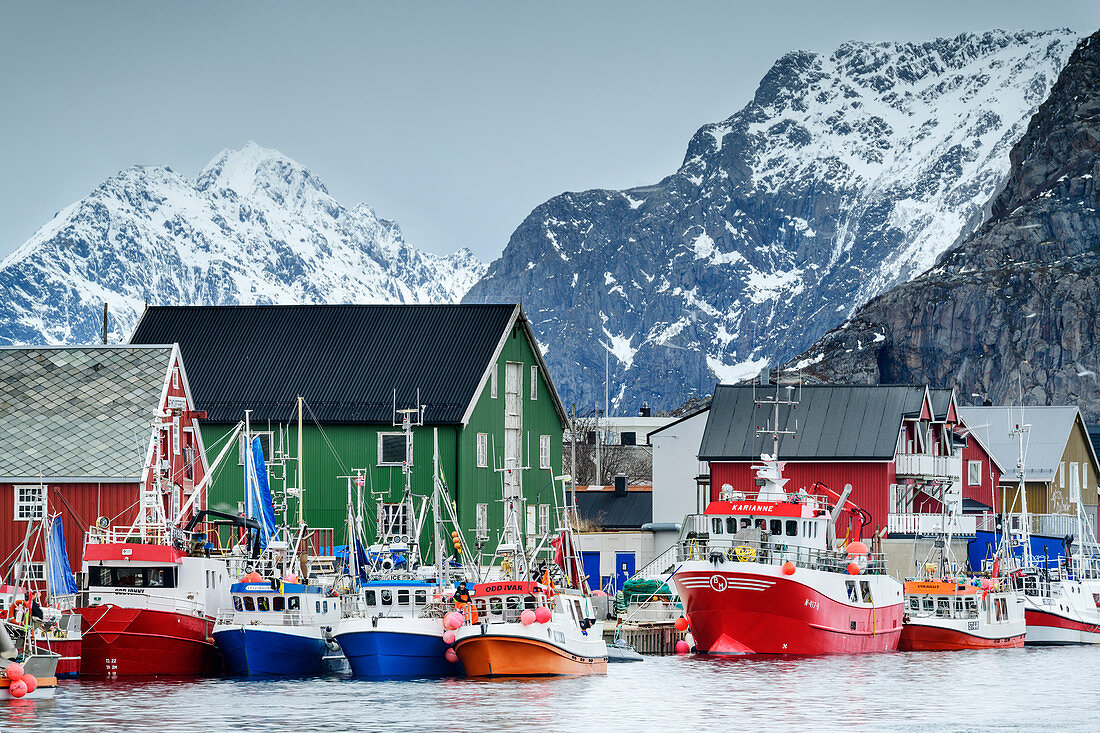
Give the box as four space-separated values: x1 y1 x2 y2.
734 545 757 562
0 608 7 619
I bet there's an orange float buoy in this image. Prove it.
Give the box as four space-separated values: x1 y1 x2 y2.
4 662 24 681
846 541 869 556
22 674 38 694
534 606 552 624
8 679 28 698
782 561 797 575
674 616 689 632
444 648 459 664
846 562 860 575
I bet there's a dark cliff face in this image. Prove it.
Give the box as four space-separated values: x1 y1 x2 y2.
463 31 1075 413
796 31 1100 418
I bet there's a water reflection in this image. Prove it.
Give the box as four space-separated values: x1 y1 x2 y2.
5 648 1097 732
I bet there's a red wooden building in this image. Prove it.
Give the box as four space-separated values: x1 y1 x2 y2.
0 345 209 587
696 384 1003 541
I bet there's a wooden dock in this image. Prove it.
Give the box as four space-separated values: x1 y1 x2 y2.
604 621 687 655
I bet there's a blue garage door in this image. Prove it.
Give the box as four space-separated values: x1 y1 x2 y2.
581 552 601 591
615 552 635 591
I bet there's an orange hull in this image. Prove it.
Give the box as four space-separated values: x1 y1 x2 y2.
455 635 607 677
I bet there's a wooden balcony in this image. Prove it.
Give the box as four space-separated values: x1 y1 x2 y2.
894 453 960 479
887 512 976 537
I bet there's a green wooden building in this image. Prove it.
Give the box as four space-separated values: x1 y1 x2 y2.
130 304 568 561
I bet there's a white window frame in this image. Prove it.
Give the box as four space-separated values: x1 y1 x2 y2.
1060 461 1066 488
476 433 488 468
539 504 550 535
239 431 274 465
1083 463 1089 494
378 432 411 467
530 366 538 400
173 416 181 455
490 366 498 399
377 502 412 537
967 460 982 487
539 435 551 470
526 505 537 547
14 562 45 583
476 503 489 540
14 484 46 521
172 366 179 390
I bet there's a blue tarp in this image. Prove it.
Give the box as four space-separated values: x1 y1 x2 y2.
46 516 78 596
246 435 278 551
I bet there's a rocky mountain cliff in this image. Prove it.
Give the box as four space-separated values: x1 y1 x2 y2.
464 30 1078 412
794 30 1100 419
0 142 485 345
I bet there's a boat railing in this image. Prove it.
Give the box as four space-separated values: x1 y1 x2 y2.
976 512 1098 540
674 537 888 575
82 589 207 616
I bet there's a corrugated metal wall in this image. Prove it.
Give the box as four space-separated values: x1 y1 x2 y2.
0 482 140 580
710 461 891 538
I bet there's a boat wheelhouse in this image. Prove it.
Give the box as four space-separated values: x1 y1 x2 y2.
212 581 341 677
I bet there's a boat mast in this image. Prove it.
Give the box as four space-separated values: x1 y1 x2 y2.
297 396 304 527
1010 419 1034 570
433 428 444 589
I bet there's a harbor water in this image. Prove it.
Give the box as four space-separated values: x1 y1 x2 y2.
5 646 1099 732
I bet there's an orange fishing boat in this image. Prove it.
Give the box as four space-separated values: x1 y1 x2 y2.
899 579 1025 650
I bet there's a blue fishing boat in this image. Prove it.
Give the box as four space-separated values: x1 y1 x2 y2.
212 580 342 677
333 579 459 677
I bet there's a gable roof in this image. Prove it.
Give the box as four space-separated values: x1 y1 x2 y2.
647 406 710 442
576 490 653 529
928 388 958 423
0 345 174 481
698 384 929 461
958 406 1098 482
130 304 563 425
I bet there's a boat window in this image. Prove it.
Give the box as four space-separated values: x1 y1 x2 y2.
398 590 410 605
996 597 1007 621
233 596 243 612
490 597 503 615
954 598 964 616
323 601 328 613
770 520 782 535
786 520 797 537
273 596 285 612
711 518 723 534
475 599 488 615
505 596 521 611
813 523 819 538
381 590 392 605
524 595 538 610
258 596 270 612
726 518 738 533
244 596 255 611
740 518 751 529
859 581 872 604
756 519 766 530
316 601 321 613
415 590 427 605
364 590 376 606
908 598 919 611
965 598 977 617
922 598 934 612
288 596 300 611
846 580 858 602
936 598 951 617
89 566 178 588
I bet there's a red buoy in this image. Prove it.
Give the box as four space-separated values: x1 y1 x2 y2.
847 562 860 575
534 606 552 624
782 561 796 575
21 674 38 694
674 640 690 654
444 648 459 664
520 609 536 625
442 630 456 645
4 662 24 681
674 616 689 632
8 679 28 698
846 541 869 556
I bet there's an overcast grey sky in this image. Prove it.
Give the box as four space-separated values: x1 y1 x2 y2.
2 1 1098 262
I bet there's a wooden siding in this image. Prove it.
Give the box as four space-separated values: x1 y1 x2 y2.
710 461 892 538
1051 417 1099 515
960 435 1003 511
0 482 140 582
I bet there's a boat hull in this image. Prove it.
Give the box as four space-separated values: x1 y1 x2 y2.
455 633 607 677
674 566 903 655
213 626 331 677
1024 607 1100 645
335 626 459 678
899 622 1025 651
34 637 81 678
76 605 220 676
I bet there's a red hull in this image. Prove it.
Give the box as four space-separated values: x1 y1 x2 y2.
76 605 220 677
34 637 82 677
677 570 902 654
898 623 1025 651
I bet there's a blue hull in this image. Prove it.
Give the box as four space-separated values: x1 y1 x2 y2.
335 630 460 678
213 627 330 677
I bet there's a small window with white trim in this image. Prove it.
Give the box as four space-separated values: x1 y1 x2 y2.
476 433 488 468
14 562 45 582
530 366 538 400
967 460 982 487
539 504 550 535
476 503 489 540
539 435 551 469
378 433 409 466
239 431 273 465
172 366 179 390
14 484 45 521
490 367 498 399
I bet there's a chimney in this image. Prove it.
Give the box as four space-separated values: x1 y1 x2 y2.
759 366 770 385
983 399 993 407
614 475 628 495
102 302 109 344
639 402 651 417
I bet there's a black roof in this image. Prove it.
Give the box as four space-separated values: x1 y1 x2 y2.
698 384 928 461
130 304 521 424
928 388 956 422
576 491 652 530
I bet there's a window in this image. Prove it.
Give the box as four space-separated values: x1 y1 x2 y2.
845 581 857 602
712 518 724 534
539 435 551 469
968 460 982 487
621 431 636 446
183 431 195 481
258 596 270 612
770 519 782 535
398 590 410 605
726 518 737 534
490 366 498 399
244 597 255 611
860 581 872 604
1083 463 1089 495
415 590 427 605
1060 461 1066 488
13 562 44 582
476 503 489 540
526 505 537 546
14 484 45 521
288 596 300 611
476 433 488 468
233 596 243 612
531 366 538 400
540 504 550 535
173 417 180 455
381 591 392 606
364 590 376 606
786 520 797 537
239 431 273 465
378 503 411 537
89 566 177 588
378 433 409 466
172 366 179 389
273 596 285 612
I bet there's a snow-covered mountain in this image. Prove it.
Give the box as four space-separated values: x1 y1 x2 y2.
464 29 1079 412
0 142 486 345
